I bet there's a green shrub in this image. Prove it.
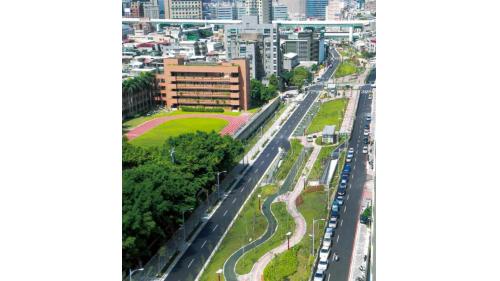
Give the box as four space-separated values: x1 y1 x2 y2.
263 246 299 281
180 106 224 113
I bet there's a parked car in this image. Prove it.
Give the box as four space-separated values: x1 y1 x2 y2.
325 227 334 236
328 217 338 229
318 259 329 271
363 145 368 154
314 270 325 281
319 245 331 261
363 129 369 136
343 163 351 174
336 195 345 206
338 186 347 196
348 147 354 154
331 204 340 218
363 137 369 145
323 236 332 248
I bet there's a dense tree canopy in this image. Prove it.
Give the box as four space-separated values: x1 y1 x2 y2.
122 131 243 270
250 79 278 107
291 66 313 89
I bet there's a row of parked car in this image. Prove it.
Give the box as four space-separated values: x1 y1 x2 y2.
313 113 373 280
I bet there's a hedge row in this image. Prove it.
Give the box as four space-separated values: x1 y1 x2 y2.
180 106 224 113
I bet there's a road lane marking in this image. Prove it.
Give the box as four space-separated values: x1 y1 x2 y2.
347 194 350 200
201 240 207 249
343 206 347 213
328 273 331 281
188 258 194 268
240 187 245 193
232 198 237 204
266 152 270 158
212 224 218 232
223 210 228 217
336 235 340 243
341 219 343 227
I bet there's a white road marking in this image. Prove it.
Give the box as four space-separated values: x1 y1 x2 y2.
343 206 347 213
336 235 340 243
240 187 245 193
341 219 343 227
328 273 331 281
223 210 228 217
201 240 207 249
232 198 237 204
212 224 218 232
347 194 350 201
188 258 194 268
266 152 270 158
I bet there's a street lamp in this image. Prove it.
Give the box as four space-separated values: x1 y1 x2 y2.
216 269 223 281
311 218 325 256
216 171 227 199
286 231 292 250
181 207 193 242
257 194 262 211
129 267 144 281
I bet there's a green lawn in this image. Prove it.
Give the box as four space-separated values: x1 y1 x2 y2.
129 118 228 148
123 110 241 130
276 139 304 181
264 190 330 281
235 202 296 274
335 60 359 78
306 99 348 134
198 185 277 281
308 146 335 181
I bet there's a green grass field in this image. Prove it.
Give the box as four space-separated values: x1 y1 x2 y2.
198 185 277 281
335 60 359 78
263 190 329 281
308 146 336 181
306 99 348 134
235 202 296 274
276 139 304 181
129 118 229 148
123 110 241 130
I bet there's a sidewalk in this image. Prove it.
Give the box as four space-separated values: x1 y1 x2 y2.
241 144 322 281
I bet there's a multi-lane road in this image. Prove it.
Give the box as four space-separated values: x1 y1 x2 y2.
164 54 340 281
320 73 375 281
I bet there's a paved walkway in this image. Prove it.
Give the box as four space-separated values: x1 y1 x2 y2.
240 143 322 281
125 113 251 140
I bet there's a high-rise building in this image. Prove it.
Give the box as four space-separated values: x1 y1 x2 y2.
224 16 280 79
306 0 328 20
279 0 305 19
282 29 325 63
164 0 202 19
215 2 237 20
156 57 250 111
272 3 288 20
143 0 160 19
325 0 345 20
244 0 272 23
130 1 143 18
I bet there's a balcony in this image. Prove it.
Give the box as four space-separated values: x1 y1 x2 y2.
172 91 240 99
170 76 233 83
170 83 240 91
172 98 240 106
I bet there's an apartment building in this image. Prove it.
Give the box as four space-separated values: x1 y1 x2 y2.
164 0 202 19
157 57 250 111
281 29 325 64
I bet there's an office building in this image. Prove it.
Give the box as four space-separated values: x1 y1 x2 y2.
273 3 288 20
143 0 160 19
279 0 305 19
282 29 325 64
282 52 299 71
215 2 237 20
224 16 280 79
325 0 345 20
306 0 328 19
244 0 272 23
157 57 250 111
164 0 202 19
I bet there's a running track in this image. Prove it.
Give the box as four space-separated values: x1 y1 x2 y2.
126 113 251 140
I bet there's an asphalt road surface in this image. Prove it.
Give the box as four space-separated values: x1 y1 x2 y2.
164 58 339 281
320 81 375 280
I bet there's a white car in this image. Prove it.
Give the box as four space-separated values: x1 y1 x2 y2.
319 245 331 261
328 217 338 229
363 145 368 154
313 270 325 281
323 237 332 248
363 129 369 136
318 259 329 271
348 147 354 154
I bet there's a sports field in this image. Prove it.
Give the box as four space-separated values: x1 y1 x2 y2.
129 118 229 148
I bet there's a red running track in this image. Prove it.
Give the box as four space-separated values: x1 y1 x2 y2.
126 113 251 140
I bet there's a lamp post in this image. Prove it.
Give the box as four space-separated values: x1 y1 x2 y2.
181 207 193 242
129 268 144 281
216 171 227 199
216 269 223 281
286 231 292 250
258 194 262 211
312 218 325 256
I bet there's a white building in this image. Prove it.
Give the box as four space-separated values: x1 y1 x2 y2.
273 3 289 20
325 0 345 21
